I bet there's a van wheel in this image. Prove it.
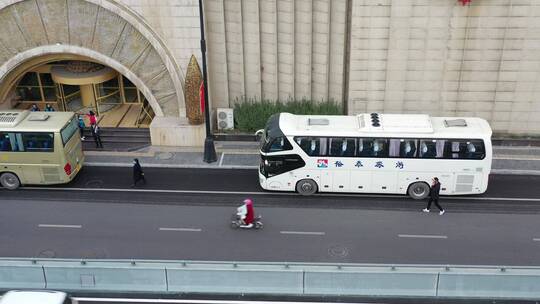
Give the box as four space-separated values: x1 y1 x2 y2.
0 172 21 190
296 179 318 196
408 182 430 200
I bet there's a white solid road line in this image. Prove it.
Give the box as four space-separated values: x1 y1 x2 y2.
159 227 202 232
398 234 447 239
280 231 326 236
219 152 226 166
72 297 384 304
21 186 540 202
533 238 540 242
38 224 82 229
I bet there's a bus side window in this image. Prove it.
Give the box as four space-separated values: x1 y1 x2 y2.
343 138 356 157
372 139 388 157
329 138 356 157
268 136 292 152
400 140 417 158
295 137 325 156
358 138 372 157
443 139 485 159
419 140 436 158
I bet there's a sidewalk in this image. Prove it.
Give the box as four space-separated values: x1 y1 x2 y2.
83 141 540 175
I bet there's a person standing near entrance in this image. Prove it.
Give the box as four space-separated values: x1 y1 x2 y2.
77 114 86 140
44 104 55 112
131 158 146 187
91 123 103 148
30 104 39 112
87 110 97 126
422 177 445 215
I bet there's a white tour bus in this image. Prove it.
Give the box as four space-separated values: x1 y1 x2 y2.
258 112 492 199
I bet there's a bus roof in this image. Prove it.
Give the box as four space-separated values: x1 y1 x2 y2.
0 110 74 132
278 113 492 138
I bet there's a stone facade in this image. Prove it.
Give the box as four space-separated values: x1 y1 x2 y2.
2 0 540 136
347 0 540 135
0 0 186 118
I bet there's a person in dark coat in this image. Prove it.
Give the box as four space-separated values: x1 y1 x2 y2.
44 103 55 112
91 123 103 148
423 177 445 215
131 158 146 187
30 103 39 112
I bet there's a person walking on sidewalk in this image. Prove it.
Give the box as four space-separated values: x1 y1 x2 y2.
131 158 146 187
423 177 445 215
91 123 103 148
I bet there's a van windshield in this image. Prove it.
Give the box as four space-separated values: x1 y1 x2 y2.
60 116 78 146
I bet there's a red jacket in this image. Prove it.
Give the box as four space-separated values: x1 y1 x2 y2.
245 201 254 224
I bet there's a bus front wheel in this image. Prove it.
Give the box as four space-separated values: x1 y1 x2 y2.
408 182 430 200
296 179 318 196
0 172 21 190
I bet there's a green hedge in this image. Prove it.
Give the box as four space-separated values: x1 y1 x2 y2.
233 98 343 132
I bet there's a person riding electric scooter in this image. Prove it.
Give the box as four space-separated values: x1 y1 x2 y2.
236 198 255 228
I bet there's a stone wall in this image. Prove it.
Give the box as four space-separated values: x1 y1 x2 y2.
118 0 202 74
0 0 186 118
204 0 348 108
348 0 540 135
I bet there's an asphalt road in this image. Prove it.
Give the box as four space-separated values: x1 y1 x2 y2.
2 167 540 266
2 175 540 265
31 166 540 199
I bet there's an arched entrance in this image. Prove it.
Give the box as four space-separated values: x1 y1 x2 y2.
7 58 155 127
0 0 185 119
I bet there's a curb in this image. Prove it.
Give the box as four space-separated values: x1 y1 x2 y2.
84 162 258 170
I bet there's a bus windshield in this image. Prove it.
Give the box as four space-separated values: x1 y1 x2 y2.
60 116 78 146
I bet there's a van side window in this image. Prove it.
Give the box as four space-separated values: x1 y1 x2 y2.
21 132 54 152
0 132 13 151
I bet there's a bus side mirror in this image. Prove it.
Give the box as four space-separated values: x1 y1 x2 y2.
255 129 264 136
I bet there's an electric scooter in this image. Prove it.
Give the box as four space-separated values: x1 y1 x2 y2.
231 213 263 229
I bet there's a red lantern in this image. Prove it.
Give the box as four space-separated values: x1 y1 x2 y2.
459 0 471 5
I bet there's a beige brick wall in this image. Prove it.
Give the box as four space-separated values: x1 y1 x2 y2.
347 0 540 135
118 0 201 74
205 0 348 107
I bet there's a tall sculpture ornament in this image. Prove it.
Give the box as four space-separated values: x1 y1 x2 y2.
184 55 204 125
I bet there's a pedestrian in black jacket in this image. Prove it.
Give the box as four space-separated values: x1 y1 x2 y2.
131 158 146 187
423 177 445 215
91 124 103 148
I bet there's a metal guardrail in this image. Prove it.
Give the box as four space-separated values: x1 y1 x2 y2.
2 258 540 300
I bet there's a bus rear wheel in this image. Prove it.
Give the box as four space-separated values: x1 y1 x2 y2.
0 172 21 190
296 179 318 196
408 182 430 200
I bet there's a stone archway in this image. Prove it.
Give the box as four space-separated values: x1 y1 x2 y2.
0 0 185 117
